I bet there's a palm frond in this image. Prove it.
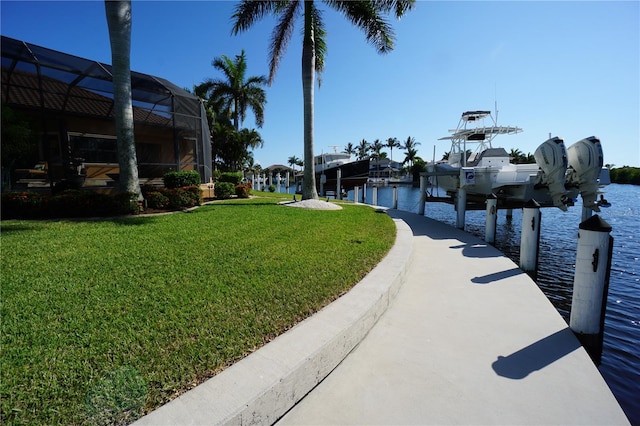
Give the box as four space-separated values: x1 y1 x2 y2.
327 0 395 53
231 1 278 34
268 0 301 84
311 4 327 85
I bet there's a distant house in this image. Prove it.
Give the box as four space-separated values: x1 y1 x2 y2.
1 36 212 189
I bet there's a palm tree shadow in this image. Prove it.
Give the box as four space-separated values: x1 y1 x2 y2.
492 328 582 379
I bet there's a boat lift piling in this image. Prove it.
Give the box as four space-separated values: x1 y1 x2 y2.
519 199 541 276
372 186 378 206
354 186 360 204
336 168 342 200
485 194 498 244
569 215 613 365
418 176 426 216
392 186 398 209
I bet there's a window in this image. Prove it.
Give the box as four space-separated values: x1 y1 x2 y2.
68 133 117 163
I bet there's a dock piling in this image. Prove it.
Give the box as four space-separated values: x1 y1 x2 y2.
392 186 398 209
520 199 541 275
485 194 498 244
455 188 467 229
418 176 426 216
569 215 613 365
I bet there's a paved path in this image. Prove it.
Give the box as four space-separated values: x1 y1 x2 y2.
136 209 628 425
277 210 628 425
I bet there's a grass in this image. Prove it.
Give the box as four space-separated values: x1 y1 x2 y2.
0 194 396 425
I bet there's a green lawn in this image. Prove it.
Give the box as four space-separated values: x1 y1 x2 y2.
1 195 395 425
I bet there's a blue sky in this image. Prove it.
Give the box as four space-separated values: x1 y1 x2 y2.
2 1 638 168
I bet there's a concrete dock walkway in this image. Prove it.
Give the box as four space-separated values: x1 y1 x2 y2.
136 209 629 425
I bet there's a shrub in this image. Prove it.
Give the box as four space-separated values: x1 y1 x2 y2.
163 171 200 189
146 191 170 209
1 191 46 219
215 182 235 199
1 190 141 219
143 186 201 210
235 183 252 198
218 172 243 185
268 184 276 193
165 187 201 209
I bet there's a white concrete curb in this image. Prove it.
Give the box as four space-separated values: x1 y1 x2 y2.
134 214 413 426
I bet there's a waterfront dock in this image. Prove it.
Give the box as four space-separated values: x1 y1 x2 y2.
136 209 629 425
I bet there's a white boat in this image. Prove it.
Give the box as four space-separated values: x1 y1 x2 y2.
425 111 606 211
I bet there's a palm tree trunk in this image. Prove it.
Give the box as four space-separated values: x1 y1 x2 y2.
301 0 318 200
105 0 142 200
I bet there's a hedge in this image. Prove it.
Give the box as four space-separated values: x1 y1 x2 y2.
1 190 141 219
163 171 201 189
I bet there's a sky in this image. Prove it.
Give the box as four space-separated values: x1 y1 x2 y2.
1 0 639 168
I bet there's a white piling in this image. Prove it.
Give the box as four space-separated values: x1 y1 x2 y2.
569 215 613 365
336 168 342 199
285 171 290 192
485 194 498 244
362 183 367 204
520 199 541 274
276 173 281 193
418 175 426 216
456 188 467 229
372 186 378 206
354 186 359 204
392 186 398 209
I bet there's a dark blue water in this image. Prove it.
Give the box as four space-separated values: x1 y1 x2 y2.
345 183 639 424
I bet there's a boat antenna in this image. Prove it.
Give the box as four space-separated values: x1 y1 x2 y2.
328 145 340 153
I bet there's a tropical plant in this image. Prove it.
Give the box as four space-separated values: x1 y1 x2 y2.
288 155 301 174
212 123 264 172
357 139 370 160
385 137 400 162
509 148 525 164
403 147 420 167
401 136 420 167
105 0 142 200
343 142 356 158
231 0 415 200
197 50 267 131
370 138 384 173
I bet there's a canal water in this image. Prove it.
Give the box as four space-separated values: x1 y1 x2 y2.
344 183 639 424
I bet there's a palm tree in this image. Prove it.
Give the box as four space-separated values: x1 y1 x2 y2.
386 137 400 162
403 147 420 167
232 0 415 200
357 139 370 160
198 50 267 131
509 148 524 164
343 142 356 158
370 138 384 174
401 136 420 167
105 0 142 200
288 155 300 174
